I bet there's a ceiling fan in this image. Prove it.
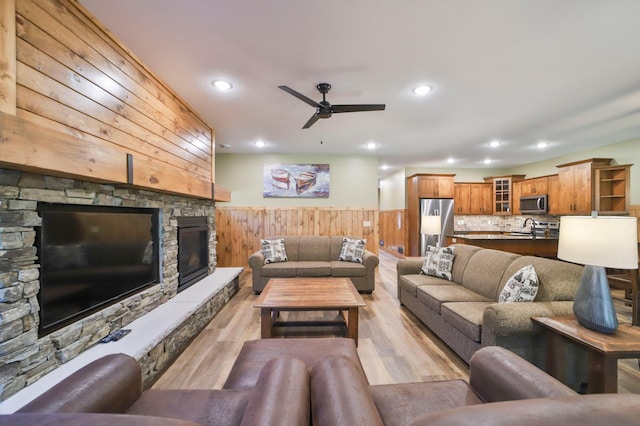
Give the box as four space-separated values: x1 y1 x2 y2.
278 83 385 129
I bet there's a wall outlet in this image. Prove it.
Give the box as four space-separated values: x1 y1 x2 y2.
363 220 371 227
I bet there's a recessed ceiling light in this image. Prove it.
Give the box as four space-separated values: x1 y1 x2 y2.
366 142 376 150
381 164 389 170
484 159 492 164
412 85 432 96
489 140 501 148
212 80 233 91
447 157 454 164
535 141 549 149
219 144 231 149
255 140 265 148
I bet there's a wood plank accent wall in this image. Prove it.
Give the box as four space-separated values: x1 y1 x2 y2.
0 0 223 199
1 0 17 114
216 207 379 268
379 209 407 258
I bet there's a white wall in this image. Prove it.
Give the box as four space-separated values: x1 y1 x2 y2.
215 153 379 208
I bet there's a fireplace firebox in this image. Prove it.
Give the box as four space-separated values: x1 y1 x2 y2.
177 216 209 292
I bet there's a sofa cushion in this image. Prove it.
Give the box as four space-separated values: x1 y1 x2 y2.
127 389 251 426
501 256 583 302
331 261 367 277
399 274 452 298
261 262 297 277
441 302 492 342
311 356 383 426
370 380 484 426
338 237 367 263
260 238 288 264
498 265 539 303
223 338 364 390
417 285 491 314
421 246 456 280
461 249 520 300
298 236 331 261
296 261 332 276
449 244 483 284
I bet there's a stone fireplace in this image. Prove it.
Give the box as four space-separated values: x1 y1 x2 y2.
0 168 230 400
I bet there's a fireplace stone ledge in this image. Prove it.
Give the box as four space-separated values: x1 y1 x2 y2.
0 267 242 413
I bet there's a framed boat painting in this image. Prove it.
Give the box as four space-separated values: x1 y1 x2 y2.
263 163 330 198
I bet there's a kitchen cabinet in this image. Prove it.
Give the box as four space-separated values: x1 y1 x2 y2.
594 164 632 215
406 173 456 256
520 177 548 196
557 159 611 215
486 175 525 215
512 181 522 215
547 174 560 215
453 183 492 214
409 174 455 198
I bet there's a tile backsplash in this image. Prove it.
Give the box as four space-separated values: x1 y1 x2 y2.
454 215 558 232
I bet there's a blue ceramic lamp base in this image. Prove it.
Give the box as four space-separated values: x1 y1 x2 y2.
572 265 618 334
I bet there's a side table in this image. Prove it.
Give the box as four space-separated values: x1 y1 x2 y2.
532 315 640 393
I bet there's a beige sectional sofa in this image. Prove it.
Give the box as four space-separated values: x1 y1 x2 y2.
397 243 585 387
248 235 379 294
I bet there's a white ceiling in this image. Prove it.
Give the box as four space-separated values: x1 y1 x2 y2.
79 1 640 178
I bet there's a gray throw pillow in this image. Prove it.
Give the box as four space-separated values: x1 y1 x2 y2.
261 238 288 264
420 245 456 281
499 265 539 303
338 237 366 263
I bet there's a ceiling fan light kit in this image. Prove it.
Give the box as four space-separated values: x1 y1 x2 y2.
278 83 385 129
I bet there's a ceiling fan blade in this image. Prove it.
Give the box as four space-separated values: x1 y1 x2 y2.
302 113 320 129
331 104 386 113
278 86 321 108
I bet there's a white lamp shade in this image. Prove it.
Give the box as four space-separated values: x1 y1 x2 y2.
557 216 638 269
421 215 441 235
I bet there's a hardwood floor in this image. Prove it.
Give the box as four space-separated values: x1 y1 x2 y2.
154 251 639 393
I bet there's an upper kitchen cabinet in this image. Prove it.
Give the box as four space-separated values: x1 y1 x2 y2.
454 183 492 214
485 175 525 215
547 175 560 215
520 176 549 196
408 174 455 198
594 164 632 215
556 159 612 215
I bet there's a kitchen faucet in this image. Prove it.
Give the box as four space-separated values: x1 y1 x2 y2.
523 218 537 238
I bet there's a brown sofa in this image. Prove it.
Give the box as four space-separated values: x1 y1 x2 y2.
7 338 640 425
248 235 379 293
396 244 586 387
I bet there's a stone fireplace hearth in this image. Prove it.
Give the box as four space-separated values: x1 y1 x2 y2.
0 168 232 401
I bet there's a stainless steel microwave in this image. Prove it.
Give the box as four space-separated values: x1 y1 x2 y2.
520 195 548 214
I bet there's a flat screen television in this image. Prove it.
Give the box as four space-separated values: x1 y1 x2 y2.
36 203 160 336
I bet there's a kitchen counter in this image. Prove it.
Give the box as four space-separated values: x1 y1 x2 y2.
450 233 558 240
446 233 558 258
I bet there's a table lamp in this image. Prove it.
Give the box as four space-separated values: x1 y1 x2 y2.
557 215 638 334
421 215 442 248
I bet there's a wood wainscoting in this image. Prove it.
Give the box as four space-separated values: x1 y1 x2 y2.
379 209 407 258
215 207 379 268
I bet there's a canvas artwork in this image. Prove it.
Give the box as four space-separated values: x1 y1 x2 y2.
263 163 330 198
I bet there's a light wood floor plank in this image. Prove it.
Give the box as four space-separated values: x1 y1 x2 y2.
154 251 639 394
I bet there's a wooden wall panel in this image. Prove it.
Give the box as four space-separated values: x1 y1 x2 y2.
0 0 16 115
379 209 407 258
216 207 379 268
0 0 219 199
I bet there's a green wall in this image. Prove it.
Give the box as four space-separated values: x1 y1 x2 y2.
215 153 379 208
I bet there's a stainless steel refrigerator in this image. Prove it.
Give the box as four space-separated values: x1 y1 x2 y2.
419 198 455 255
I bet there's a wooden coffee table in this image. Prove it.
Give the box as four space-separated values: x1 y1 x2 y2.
254 277 366 345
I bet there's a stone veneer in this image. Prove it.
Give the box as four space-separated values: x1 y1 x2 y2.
0 168 233 400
